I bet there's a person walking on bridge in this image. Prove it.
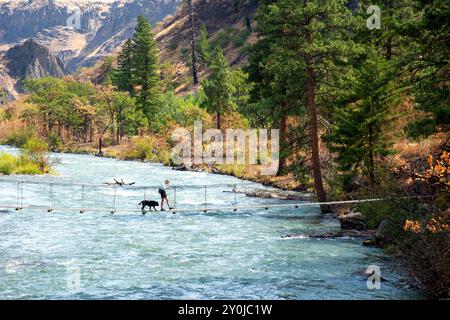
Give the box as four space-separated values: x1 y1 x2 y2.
159 179 173 211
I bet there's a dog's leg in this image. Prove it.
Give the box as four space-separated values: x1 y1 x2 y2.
142 205 146 215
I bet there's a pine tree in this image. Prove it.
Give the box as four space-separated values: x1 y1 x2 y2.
203 46 237 130
407 0 450 130
132 15 161 119
197 25 211 70
252 0 362 208
182 0 199 85
325 52 400 185
247 33 303 176
113 39 134 95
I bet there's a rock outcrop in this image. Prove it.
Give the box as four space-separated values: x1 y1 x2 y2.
6 39 66 80
0 0 179 72
0 39 66 96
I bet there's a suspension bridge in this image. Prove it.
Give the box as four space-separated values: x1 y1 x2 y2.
0 178 432 215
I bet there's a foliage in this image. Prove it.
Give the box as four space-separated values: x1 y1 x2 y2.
20 137 49 171
131 15 162 119
325 52 401 184
203 46 250 129
197 25 211 69
118 136 171 165
0 137 51 175
2 126 36 147
0 152 17 175
113 39 134 95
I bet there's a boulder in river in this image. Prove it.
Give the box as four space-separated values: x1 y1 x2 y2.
283 229 376 239
338 209 366 230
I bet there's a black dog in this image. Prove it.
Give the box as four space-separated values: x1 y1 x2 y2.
139 200 159 214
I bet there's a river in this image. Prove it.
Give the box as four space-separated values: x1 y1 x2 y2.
0 146 422 299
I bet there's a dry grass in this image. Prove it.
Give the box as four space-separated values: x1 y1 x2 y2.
391 133 449 168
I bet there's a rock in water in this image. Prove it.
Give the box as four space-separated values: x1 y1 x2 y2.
338 210 366 230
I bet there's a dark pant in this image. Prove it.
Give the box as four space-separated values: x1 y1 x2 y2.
158 188 167 199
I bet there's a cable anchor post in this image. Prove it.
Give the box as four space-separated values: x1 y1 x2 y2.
203 185 207 213
47 184 54 212
80 185 85 213
233 184 237 212
111 186 117 214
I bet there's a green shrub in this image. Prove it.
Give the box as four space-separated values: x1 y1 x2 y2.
14 162 42 175
158 149 172 166
0 152 17 175
0 149 51 175
120 136 156 161
232 30 251 47
21 137 49 170
3 127 36 147
47 132 62 152
217 164 246 178
213 30 232 48
407 117 437 140
168 40 178 51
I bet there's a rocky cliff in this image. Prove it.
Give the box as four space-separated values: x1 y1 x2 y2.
0 39 66 99
0 0 179 72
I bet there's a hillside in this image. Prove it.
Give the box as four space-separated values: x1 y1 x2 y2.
154 0 258 93
0 39 66 99
76 0 259 93
0 0 179 72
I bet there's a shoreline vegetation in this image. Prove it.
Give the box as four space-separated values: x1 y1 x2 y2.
0 1 449 299
0 138 52 175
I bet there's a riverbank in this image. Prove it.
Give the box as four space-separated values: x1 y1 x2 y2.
0 138 53 175
58 137 306 192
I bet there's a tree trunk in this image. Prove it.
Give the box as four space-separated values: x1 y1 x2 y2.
83 116 88 143
368 124 375 185
98 138 103 156
277 102 288 176
116 111 121 145
188 0 199 86
217 112 221 130
98 124 110 156
110 112 115 145
306 60 329 212
244 0 253 32
386 0 393 61
386 37 393 61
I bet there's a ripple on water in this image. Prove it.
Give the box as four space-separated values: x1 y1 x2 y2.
0 146 423 299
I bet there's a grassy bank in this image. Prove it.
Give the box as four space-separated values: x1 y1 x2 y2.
59 136 304 191
0 137 53 175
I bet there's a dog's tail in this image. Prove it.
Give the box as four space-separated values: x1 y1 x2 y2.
139 201 143 205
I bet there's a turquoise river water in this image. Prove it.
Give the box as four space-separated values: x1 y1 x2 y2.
0 145 422 299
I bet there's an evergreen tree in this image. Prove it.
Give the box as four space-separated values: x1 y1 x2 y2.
406 0 450 131
252 0 362 208
197 25 211 70
247 33 304 176
203 46 237 130
325 52 400 185
132 15 161 120
113 39 134 95
182 0 199 85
